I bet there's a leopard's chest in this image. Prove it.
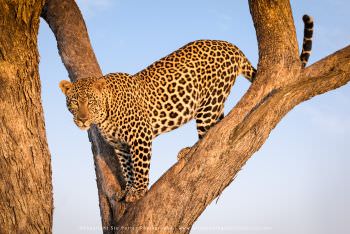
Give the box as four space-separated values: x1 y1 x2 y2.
97 119 123 144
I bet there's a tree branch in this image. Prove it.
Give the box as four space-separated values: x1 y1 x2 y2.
301 46 350 81
249 0 300 70
41 0 101 79
41 0 125 231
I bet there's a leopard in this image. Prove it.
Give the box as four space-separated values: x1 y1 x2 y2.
59 15 313 202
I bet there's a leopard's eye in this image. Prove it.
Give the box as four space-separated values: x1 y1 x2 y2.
69 100 78 108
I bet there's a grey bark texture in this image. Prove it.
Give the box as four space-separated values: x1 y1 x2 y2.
0 0 53 233
41 0 350 233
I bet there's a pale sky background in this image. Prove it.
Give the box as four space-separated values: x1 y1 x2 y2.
38 1 349 233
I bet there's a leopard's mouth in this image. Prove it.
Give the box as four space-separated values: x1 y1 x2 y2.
75 119 92 130
78 124 91 130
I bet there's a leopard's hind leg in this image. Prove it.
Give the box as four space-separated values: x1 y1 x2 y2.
177 102 224 161
195 98 225 139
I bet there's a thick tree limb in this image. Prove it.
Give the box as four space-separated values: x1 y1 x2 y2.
41 0 101 79
249 0 300 70
41 0 125 231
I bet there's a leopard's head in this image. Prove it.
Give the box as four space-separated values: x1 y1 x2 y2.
59 78 107 130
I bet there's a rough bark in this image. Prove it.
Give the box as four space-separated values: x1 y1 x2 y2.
39 0 350 233
41 0 126 231
0 0 53 233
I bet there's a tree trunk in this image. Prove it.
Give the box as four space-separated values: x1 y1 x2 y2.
39 0 350 233
0 1 53 233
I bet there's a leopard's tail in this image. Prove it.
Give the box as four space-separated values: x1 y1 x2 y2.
300 15 314 68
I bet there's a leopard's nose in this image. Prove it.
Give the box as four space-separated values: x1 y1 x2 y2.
77 115 89 124
79 117 88 122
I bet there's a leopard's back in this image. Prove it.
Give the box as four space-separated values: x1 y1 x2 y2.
134 40 256 138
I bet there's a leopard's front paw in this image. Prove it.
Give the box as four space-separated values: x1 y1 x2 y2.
117 187 130 201
177 147 191 161
125 187 147 203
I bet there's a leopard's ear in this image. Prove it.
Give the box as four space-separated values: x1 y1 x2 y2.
59 80 73 95
93 79 106 92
